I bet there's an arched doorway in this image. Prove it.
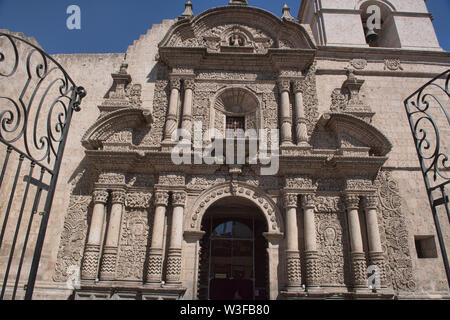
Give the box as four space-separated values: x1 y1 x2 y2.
198 197 268 300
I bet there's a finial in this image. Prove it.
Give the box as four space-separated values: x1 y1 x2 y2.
282 4 294 21
229 0 248 6
119 62 128 74
179 0 194 20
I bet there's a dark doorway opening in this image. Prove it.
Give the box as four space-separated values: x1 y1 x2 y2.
198 200 268 300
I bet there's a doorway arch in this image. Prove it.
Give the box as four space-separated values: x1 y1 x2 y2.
198 198 269 300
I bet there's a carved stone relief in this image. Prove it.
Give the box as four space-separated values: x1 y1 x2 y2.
53 196 92 282
375 171 416 292
116 209 151 281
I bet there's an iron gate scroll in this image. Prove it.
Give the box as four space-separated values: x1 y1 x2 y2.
0 32 85 300
404 69 450 288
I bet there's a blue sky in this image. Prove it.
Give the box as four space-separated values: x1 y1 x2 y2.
0 0 448 54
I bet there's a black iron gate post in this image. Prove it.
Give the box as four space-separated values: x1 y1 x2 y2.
0 32 86 300
404 69 450 288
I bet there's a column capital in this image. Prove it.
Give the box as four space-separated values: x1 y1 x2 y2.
344 194 360 210
283 193 298 209
363 195 379 210
111 190 126 204
301 194 315 209
277 78 291 93
93 189 109 204
155 191 169 207
293 79 304 94
172 191 187 208
183 78 195 91
169 77 182 91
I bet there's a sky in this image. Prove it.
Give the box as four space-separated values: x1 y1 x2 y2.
0 0 449 54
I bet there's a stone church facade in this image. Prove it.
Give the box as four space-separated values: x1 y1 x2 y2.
1 0 449 300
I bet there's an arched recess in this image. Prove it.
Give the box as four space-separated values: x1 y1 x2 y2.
357 0 400 48
81 109 152 150
186 182 284 235
210 86 263 134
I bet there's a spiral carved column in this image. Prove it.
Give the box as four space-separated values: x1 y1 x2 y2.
82 189 109 280
146 191 169 284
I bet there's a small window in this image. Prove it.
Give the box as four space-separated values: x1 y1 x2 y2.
226 117 245 131
415 236 438 259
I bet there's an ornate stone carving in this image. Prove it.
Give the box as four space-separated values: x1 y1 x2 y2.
286 251 302 285
187 176 227 191
93 190 109 204
363 195 379 209
125 192 152 209
384 59 403 71
111 190 125 204
304 251 320 287
158 173 186 186
301 194 315 208
277 79 291 93
81 245 101 280
375 171 416 292
285 175 313 190
100 247 118 280
349 58 367 70
351 252 368 287
170 77 182 91
116 209 150 280
316 212 348 286
184 78 195 91
172 191 187 207
53 196 91 282
155 191 169 207
166 248 182 283
330 89 348 113
147 249 164 282
344 195 360 210
126 84 143 108
292 79 303 94
346 178 374 191
98 172 126 185
314 197 342 213
283 193 298 209
302 62 319 135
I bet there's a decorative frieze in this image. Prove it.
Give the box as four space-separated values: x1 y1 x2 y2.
125 192 152 209
384 59 403 71
158 173 186 187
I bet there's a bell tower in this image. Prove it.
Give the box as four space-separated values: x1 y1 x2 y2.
297 0 442 51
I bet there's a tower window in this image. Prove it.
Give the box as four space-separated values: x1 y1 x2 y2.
415 236 438 259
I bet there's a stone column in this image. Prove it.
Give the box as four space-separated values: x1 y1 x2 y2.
278 79 293 146
302 194 320 289
100 190 125 280
82 189 109 280
284 193 302 290
181 79 195 137
345 194 367 290
363 195 386 287
163 77 181 142
166 191 187 286
293 80 310 147
146 191 169 284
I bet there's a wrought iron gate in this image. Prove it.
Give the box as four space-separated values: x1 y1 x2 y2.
0 32 85 300
404 69 450 288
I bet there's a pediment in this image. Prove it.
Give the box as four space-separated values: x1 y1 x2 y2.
82 109 152 150
159 6 316 70
317 113 393 156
